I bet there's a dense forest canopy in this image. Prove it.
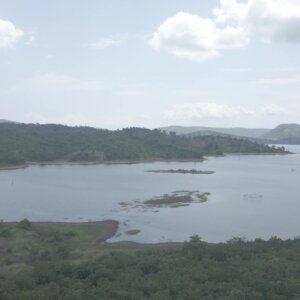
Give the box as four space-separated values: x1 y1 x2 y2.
0 123 288 166
0 220 299 299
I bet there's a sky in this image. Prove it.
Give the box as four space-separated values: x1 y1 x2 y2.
1 0 300 129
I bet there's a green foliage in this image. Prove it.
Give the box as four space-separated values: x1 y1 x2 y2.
17 219 32 230
0 231 299 299
125 229 141 235
0 123 287 167
0 228 13 237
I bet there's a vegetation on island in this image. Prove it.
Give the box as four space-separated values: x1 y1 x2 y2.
0 220 299 299
146 169 215 174
143 191 210 208
119 191 210 210
125 229 141 236
0 123 289 167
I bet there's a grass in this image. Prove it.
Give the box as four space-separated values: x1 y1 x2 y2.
0 220 119 272
0 220 183 277
118 191 211 210
1 221 299 299
0 219 181 282
125 229 141 235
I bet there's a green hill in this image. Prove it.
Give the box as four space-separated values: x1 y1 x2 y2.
0 123 288 167
0 119 14 123
262 124 300 143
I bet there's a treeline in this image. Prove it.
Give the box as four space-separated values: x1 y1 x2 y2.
0 224 299 299
0 123 288 166
273 137 300 145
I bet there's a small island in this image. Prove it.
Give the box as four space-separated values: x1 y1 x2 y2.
120 191 211 210
144 191 211 208
126 229 141 235
146 169 215 175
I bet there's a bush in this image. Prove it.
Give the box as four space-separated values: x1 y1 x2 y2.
0 228 12 237
17 219 32 230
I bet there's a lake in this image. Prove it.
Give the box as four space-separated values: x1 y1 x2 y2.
1 145 300 243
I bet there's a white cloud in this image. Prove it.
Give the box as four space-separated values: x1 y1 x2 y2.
114 83 147 96
213 0 249 24
26 31 37 46
215 0 300 43
9 73 110 93
149 12 248 61
164 102 286 120
259 104 287 115
150 0 300 61
8 73 147 97
82 33 144 49
222 67 251 73
82 35 126 49
272 67 296 72
164 102 250 119
257 76 300 84
0 19 24 48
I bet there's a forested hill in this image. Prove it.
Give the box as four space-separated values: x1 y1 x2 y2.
0 123 288 166
261 124 300 144
160 125 270 138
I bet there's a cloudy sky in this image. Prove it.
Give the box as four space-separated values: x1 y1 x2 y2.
1 0 300 129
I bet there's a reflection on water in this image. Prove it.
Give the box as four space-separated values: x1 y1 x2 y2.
0 144 300 243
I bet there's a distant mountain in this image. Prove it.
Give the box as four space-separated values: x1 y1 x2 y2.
186 130 233 138
0 119 14 123
261 124 300 144
160 126 270 138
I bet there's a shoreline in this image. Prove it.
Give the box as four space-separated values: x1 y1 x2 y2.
0 219 183 246
2 220 119 243
0 158 205 171
0 150 293 171
2 220 299 245
0 164 28 171
222 151 293 156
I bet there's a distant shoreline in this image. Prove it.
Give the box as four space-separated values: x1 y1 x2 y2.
0 164 28 171
2 220 119 243
222 151 293 156
0 158 205 171
145 169 215 175
0 151 293 171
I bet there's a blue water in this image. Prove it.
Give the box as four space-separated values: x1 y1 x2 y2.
0 145 299 243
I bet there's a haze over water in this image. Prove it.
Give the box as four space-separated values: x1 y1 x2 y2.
1 145 299 243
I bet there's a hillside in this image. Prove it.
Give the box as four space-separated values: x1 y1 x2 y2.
160 125 270 138
0 123 287 167
0 119 14 123
262 124 300 143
